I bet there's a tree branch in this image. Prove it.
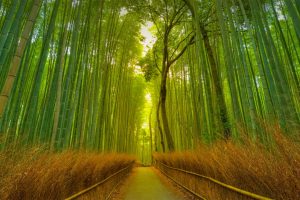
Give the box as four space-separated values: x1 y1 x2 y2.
148 5 163 37
169 3 186 27
170 31 194 59
169 34 195 66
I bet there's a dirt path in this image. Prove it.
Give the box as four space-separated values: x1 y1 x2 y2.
121 167 184 200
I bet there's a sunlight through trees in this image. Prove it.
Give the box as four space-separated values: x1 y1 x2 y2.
0 0 299 156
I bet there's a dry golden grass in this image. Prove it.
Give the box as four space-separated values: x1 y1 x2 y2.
154 125 300 200
0 148 135 200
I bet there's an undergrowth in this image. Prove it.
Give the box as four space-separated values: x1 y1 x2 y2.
154 125 300 200
0 148 135 200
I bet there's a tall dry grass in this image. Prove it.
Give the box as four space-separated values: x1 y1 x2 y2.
0 148 135 200
154 124 300 199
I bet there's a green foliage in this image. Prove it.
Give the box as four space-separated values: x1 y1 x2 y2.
0 0 147 154
138 51 159 82
0 0 299 155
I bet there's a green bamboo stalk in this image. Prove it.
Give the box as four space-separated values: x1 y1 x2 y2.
0 0 41 118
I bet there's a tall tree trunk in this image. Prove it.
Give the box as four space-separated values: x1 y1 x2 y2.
156 100 166 152
0 0 41 118
200 25 231 138
159 28 175 151
50 24 68 151
160 68 175 151
183 0 230 138
149 108 153 163
25 0 60 143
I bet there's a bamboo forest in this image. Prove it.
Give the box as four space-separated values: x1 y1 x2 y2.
0 0 299 199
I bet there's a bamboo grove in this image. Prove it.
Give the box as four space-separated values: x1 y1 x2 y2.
0 0 299 154
142 0 300 152
0 0 146 152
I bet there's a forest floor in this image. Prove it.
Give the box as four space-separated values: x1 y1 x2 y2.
111 167 188 200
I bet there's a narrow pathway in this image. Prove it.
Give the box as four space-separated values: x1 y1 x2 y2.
123 167 183 200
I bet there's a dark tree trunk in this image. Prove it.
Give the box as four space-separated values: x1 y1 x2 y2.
182 0 230 138
156 100 166 152
200 25 231 138
160 70 175 151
